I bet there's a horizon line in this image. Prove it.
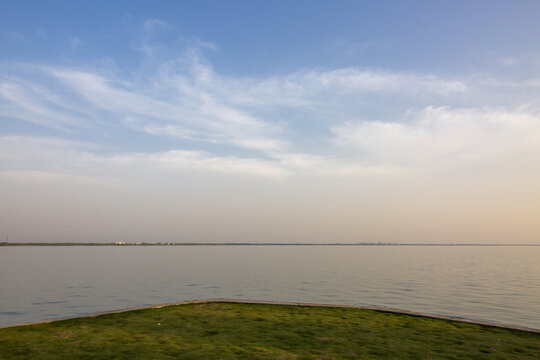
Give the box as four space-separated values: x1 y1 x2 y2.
1 242 540 246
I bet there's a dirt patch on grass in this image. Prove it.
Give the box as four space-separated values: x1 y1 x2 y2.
195 303 232 311
278 354 298 359
316 337 334 341
57 330 73 339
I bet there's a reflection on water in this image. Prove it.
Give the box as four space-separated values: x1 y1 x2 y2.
1 246 539 329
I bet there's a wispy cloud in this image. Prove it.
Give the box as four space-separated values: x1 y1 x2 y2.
0 53 471 154
0 135 287 179
0 76 89 129
2 19 540 184
332 106 540 169
0 134 408 181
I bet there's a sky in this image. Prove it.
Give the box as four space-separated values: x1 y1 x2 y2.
1 1 540 244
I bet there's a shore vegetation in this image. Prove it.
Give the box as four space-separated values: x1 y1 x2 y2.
1 302 539 359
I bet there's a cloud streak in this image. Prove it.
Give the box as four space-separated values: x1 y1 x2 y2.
1 49 472 157
0 135 287 179
1 22 540 183
333 106 540 168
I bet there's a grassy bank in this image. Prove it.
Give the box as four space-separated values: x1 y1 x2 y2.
0 302 539 359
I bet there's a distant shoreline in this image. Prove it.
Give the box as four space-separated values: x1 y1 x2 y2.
1 242 539 246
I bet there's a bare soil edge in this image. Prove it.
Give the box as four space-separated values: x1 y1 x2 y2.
2 298 539 334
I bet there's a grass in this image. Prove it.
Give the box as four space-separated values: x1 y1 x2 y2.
0 302 539 359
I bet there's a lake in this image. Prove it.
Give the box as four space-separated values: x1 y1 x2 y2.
1 245 539 329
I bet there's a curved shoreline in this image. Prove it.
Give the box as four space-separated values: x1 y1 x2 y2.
2 298 539 334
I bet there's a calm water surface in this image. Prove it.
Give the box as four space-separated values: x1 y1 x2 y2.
1 246 539 329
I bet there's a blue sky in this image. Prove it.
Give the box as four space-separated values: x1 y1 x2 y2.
1 1 540 243
2 1 540 76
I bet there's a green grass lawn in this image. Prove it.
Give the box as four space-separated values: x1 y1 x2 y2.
0 302 539 359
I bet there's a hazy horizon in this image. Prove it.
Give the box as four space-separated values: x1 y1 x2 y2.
2 1 540 244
